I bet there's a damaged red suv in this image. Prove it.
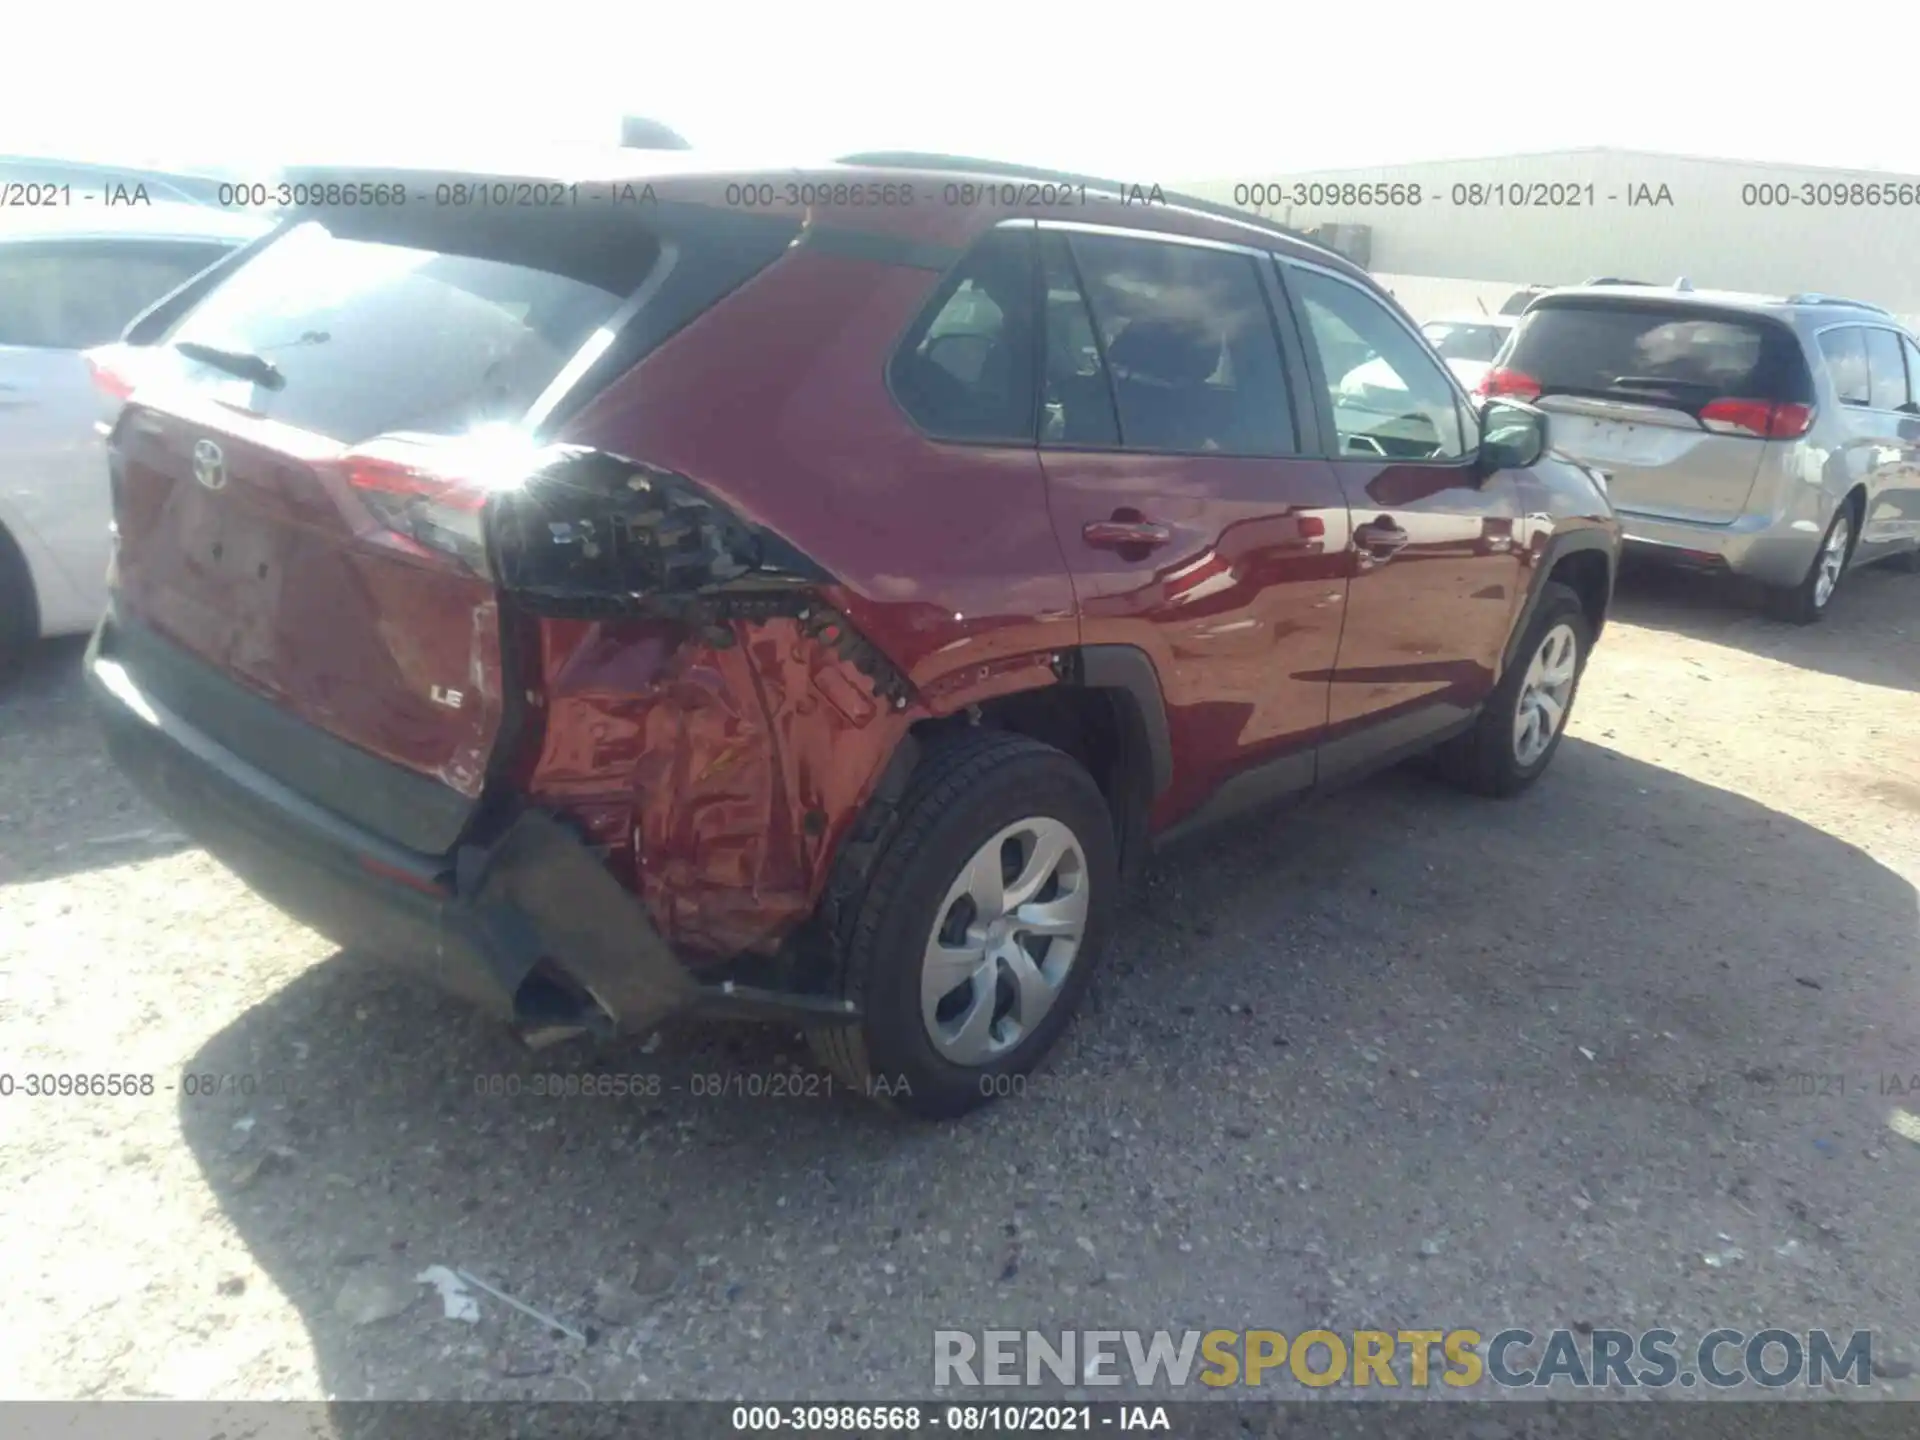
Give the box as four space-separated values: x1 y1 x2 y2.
88 153 1620 1118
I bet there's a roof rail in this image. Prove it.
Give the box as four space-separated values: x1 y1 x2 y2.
834 151 1322 251
1785 292 1891 314
1583 276 1652 286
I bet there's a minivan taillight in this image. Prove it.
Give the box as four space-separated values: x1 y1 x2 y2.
1479 366 1542 401
1699 398 1813 439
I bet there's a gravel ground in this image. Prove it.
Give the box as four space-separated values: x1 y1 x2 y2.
1 559 1917 1406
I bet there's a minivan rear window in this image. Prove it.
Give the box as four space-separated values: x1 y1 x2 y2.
1503 300 1812 408
162 220 639 444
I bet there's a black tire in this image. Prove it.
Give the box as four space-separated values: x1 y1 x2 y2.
1437 581 1593 798
0 524 39 682
806 730 1118 1121
1763 502 1855 624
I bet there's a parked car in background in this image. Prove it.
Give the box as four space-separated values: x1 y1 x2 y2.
1343 314 1515 400
0 204 270 671
85 154 1618 1118
1481 284 1920 622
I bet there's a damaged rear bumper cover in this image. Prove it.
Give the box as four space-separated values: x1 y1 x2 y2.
85 619 849 1036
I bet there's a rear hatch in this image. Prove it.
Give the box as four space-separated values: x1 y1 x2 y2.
1483 298 1815 524
104 193 661 849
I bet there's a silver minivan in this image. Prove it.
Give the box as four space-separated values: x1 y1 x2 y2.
1481 284 1920 622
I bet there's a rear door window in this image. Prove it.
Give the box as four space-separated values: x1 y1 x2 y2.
0 239 234 350
161 219 639 444
888 227 1039 443
1864 327 1910 411
1505 300 1812 411
1066 231 1296 457
1818 326 1871 406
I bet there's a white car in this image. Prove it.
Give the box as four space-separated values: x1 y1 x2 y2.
1339 313 1518 399
0 203 268 672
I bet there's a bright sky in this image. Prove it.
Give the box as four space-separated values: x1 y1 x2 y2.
10 2 1920 179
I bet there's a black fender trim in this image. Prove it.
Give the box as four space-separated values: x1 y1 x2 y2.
1501 529 1618 678
1068 644 1173 799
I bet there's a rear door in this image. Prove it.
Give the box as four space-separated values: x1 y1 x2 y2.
1282 259 1525 768
1491 298 1814 524
1823 323 1920 552
1033 225 1350 822
0 237 233 626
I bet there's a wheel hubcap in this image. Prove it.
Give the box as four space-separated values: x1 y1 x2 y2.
921 817 1090 1066
1513 621 1579 767
1813 514 1850 608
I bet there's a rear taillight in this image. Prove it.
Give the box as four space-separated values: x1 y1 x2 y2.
337 433 522 575
85 346 138 403
1699 398 1813 439
1479 366 1542 401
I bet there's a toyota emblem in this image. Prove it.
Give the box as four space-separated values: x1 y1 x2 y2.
192 439 227 491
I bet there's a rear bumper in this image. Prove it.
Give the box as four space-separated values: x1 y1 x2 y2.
1617 507 1825 588
85 616 703 1034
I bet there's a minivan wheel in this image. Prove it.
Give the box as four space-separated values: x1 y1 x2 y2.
1765 505 1853 624
1437 581 1591 798
807 731 1117 1121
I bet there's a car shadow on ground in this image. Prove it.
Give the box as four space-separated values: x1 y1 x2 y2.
175 734 1920 1402
1608 556 1919 695
0 637 198 885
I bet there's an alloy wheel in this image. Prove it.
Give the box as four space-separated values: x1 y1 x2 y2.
1813 513 1851 609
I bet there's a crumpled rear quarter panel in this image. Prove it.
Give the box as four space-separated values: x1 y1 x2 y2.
521 614 909 965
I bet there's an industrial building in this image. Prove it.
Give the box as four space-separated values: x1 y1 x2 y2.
1181 148 1920 325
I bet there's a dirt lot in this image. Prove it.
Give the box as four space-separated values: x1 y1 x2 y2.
2 560 1918 1405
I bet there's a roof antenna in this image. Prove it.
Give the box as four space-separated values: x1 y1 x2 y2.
1475 297 1488 315
1673 276 1694 291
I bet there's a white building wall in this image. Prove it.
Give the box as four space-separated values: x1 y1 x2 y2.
1181 149 1920 314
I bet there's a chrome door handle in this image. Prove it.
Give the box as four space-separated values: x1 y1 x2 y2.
1353 518 1409 558
1083 519 1173 551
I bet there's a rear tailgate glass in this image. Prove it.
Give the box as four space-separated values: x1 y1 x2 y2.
155 218 645 440
1504 300 1812 414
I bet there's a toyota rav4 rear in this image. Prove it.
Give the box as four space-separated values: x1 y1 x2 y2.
91 157 1619 1119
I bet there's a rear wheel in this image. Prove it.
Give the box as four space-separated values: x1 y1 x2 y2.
807 731 1117 1120
1437 581 1591 798
0 525 38 681
1764 503 1854 624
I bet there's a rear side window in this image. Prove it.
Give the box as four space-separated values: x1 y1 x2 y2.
1067 232 1295 457
1818 326 1871 406
1505 301 1813 409
1864 327 1910 411
163 220 637 444
889 228 1039 444
0 240 233 349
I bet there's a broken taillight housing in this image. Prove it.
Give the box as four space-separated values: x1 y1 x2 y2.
337 430 545 576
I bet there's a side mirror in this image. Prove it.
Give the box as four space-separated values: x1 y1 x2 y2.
1477 398 1547 473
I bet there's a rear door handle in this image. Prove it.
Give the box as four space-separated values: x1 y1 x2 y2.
1083 519 1173 551
1353 517 1410 558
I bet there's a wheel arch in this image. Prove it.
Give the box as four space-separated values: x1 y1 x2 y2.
1503 529 1616 677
